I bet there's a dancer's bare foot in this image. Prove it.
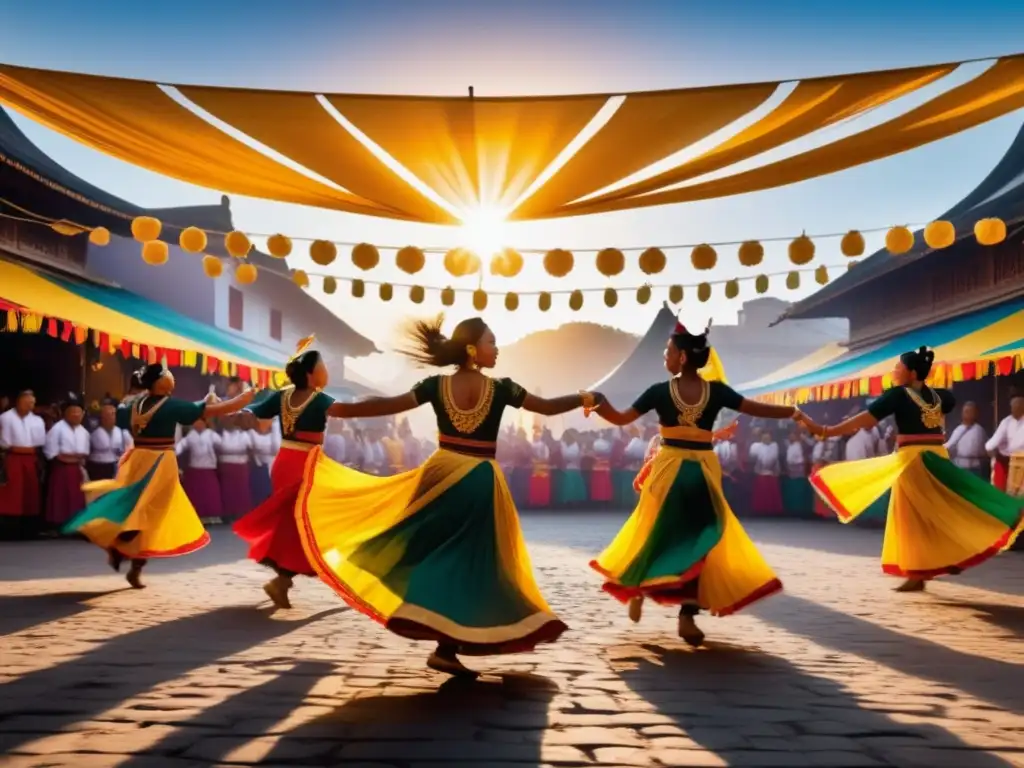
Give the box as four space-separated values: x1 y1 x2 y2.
628 596 644 623
678 614 705 647
427 645 479 679
126 564 145 589
107 548 124 573
895 578 926 593
263 576 292 609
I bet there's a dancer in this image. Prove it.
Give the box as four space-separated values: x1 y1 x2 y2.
590 320 799 646
799 347 1022 592
295 315 601 677
62 364 253 587
233 337 336 608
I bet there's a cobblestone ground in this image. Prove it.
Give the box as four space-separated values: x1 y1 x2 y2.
0 513 1022 768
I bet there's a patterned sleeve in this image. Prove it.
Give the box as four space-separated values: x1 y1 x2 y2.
867 388 901 421
412 376 440 406
631 384 660 415
498 377 528 409
247 390 282 419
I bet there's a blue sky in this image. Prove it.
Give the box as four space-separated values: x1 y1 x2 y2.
2 1 1023 380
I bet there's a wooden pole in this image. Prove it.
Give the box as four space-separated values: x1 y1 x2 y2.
468 86 474 99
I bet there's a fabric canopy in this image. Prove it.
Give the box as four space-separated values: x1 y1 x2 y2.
745 297 1024 403
0 259 284 381
1 55 1023 223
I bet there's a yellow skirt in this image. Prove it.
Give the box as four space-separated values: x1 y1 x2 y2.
63 448 209 558
592 445 781 616
296 447 566 655
812 445 1023 578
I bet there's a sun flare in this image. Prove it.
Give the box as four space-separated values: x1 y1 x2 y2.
459 206 510 259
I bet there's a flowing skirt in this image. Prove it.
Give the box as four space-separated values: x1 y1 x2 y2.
233 446 316 576
218 463 252 521
182 467 223 521
811 463 833 519
751 475 784 516
0 453 40 517
556 469 588 506
45 462 86 526
591 446 782 616
63 448 209 557
811 445 1023 579
296 447 566 655
249 462 273 506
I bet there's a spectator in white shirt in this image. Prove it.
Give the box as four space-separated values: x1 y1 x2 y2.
323 419 347 464
249 416 281 506
844 427 876 461
749 431 783 515
944 402 990 481
987 391 1024 497
88 397 133 481
0 389 46 525
43 392 91 528
177 418 224 521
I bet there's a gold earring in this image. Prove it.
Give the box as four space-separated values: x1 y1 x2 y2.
466 344 477 368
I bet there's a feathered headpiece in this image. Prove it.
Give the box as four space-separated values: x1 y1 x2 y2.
673 316 713 337
290 334 316 362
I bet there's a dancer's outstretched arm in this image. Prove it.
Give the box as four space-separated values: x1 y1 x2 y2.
737 400 798 420
204 389 255 419
522 391 602 417
328 392 419 419
594 399 641 426
799 410 876 440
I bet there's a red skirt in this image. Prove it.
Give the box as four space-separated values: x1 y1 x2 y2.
182 467 223 521
0 452 40 517
528 465 551 507
45 462 86 526
811 463 833 518
993 455 1009 491
589 465 614 502
751 474 784 516
233 446 315 576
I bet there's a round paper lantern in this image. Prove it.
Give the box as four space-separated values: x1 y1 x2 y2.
738 241 763 267
885 226 914 255
595 248 625 277
351 279 365 298
141 240 169 266
379 283 393 302
755 274 769 294
441 286 455 306
814 265 829 285
543 248 574 277
225 230 252 258
309 239 338 266
604 288 618 307
292 269 310 288
236 263 258 285
668 284 683 304
568 290 584 311
538 292 552 312
202 254 223 278
697 282 712 303
840 230 865 257
724 279 740 299
505 292 519 311
975 217 1007 246
88 227 111 246
131 216 161 243
267 234 292 258
409 285 425 304
179 226 207 253
788 235 815 266
490 248 524 278
323 276 337 294
786 271 801 290
636 284 652 305
352 242 380 271
444 247 475 277
691 244 717 271
924 220 955 250
472 289 488 311
638 247 666 275
396 245 426 274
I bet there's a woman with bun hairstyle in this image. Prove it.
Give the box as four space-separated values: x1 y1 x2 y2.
62 363 254 588
590 319 798 647
233 337 337 609
296 315 601 677
798 346 1022 592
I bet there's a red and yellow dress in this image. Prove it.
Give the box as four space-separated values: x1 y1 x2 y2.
296 375 566 655
62 396 210 558
593 380 782 616
233 388 334 577
812 386 1022 579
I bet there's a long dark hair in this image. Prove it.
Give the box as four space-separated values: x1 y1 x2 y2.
671 329 711 372
400 314 488 368
285 350 322 389
899 346 935 381
138 364 166 390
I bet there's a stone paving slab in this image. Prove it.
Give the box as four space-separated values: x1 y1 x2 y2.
0 514 1022 767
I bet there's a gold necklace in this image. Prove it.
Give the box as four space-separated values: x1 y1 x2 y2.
280 386 317 435
442 375 494 434
130 395 168 436
904 386 944 429
669 378 709 427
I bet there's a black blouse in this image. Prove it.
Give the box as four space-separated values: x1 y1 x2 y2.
867 386 954 436
632 380 744 430
413 375 528 442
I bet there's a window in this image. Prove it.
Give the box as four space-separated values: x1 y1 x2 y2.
270 308 283 341
229 287 243 331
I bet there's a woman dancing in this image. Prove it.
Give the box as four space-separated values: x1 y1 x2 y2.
62 364 253 588
233 337 336 609
295 315 600 677
590 320 800 646
798 346 1022 592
